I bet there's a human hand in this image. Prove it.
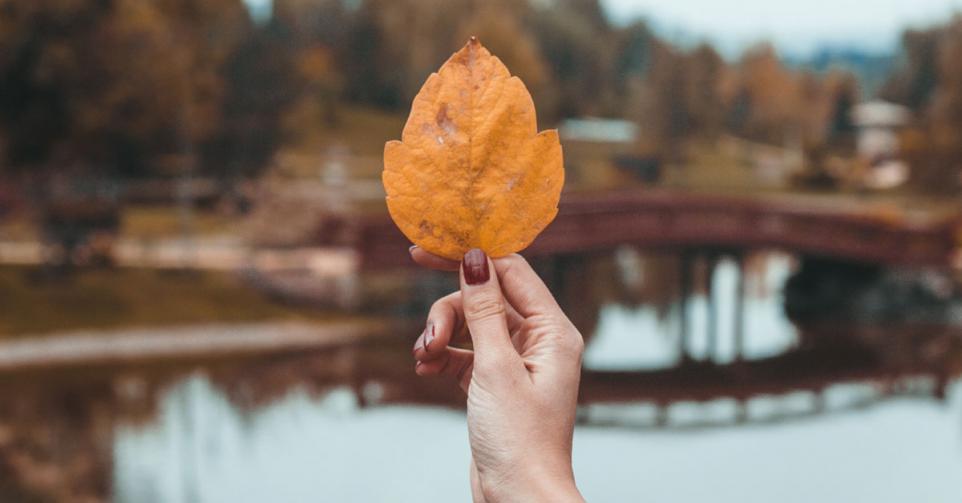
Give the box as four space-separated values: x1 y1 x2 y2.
411 247 585 502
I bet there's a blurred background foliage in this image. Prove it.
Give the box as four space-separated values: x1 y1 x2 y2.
0 0 961 192
1 3 962 502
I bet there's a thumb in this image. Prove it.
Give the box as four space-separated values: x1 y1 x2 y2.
460 248 524 371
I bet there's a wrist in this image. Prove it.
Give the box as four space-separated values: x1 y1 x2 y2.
481 462 583 503
523 474 583 503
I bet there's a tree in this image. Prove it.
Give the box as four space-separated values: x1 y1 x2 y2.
454 1 551 120
682 44 725 138
880 27 941 111
613 21 654 90
633 43 689 157
825 72 858 145
203 20 301 180
339 0 471 108
0 0 252 178
930 17 962 151
530 1 619 118
724 44 805 145
918 16 962 191
882 16 962 192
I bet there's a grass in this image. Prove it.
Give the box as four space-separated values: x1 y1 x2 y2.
0 266 336 337
121 206 235 239
320 106 406 157
1 206 236 244
0 211 38 241
662 138 772 192
285 103 405 161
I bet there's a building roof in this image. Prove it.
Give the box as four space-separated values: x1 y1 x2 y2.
851 100 911 128
559 118 639 143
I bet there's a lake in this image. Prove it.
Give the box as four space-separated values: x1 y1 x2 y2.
113 254 962 502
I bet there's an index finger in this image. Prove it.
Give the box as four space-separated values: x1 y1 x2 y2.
412 247 563 317
492 254 563 318
409 246 460 271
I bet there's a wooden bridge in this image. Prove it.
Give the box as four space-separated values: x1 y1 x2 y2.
308 188 962 421
334 189 961 270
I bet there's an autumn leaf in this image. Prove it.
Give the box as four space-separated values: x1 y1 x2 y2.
382 37 564 261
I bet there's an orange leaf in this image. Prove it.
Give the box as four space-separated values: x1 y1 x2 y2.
382 37 564 261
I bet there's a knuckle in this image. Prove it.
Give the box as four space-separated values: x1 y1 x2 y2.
428 298 446 316
430 291 462 323
555 329 584 357
500 253 528 268
532 317 584 356
454 359 473 383
565 331 586 355
464 294 505 322
498 254 529 276
472 356 500 376
472 355 515 385
431 291 460 311
571 335 585 359
523 316 585 359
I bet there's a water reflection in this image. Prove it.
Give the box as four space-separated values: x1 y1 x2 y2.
114 378 473 503
114 375 962 503
113 251 962 502
585 254 798 370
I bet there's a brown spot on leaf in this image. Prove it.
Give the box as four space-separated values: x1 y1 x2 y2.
418 219 433 236
436 104 456 135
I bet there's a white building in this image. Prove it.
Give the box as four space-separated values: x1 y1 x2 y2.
850 101 912 189
559 118 639 144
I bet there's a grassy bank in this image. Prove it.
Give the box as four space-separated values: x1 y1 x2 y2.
0 266 334 337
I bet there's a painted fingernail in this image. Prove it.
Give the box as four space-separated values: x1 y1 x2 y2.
413 331 425 354
423 323 435 351
462 248 489 285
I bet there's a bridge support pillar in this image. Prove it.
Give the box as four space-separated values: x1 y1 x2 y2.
705 253 720 363
654 402 669 427
733 252 746 363
542 254 596 336
812 389 825 414
735 399 749 423
678 252 694 364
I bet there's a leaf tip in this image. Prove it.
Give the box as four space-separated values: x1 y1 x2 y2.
453 36 483 67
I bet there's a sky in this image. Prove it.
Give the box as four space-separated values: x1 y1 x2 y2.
243 0 272 23
602 0 962 57
241 0 962 57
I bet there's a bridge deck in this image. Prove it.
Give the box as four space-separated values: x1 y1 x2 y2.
334 189 961 269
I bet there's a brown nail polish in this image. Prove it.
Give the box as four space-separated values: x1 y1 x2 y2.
423 323 435 351
462 248 489 285
413 332 424 354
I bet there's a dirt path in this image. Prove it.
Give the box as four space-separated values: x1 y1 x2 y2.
0 320 390 371
0 238 358 273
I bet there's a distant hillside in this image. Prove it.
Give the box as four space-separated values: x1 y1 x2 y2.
784 47 896 98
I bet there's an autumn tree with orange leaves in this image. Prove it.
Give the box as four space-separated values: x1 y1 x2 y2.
0 0 298 180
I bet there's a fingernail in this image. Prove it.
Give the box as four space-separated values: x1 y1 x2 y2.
409 245 417 253
413 331 425 354
463 248 489 285
423 323 435 351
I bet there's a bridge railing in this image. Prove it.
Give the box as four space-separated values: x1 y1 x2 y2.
326 189 960 270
